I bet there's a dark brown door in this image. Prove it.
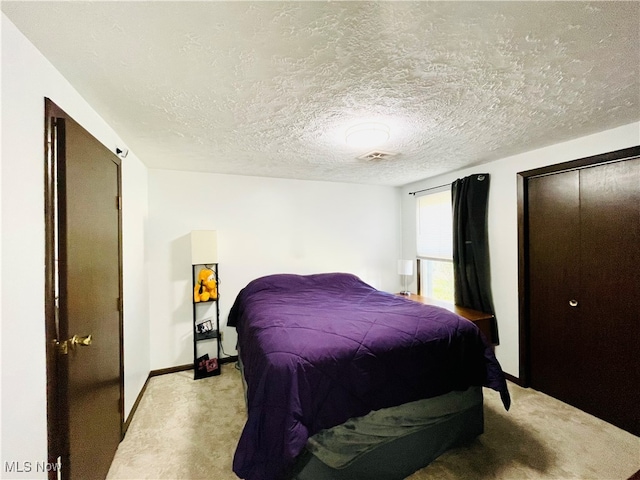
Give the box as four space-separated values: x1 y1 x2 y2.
45 99 123 479
527 156 640 436
578 159 640 432
528 170 583 406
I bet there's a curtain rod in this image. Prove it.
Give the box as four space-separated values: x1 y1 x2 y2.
408 183 450 196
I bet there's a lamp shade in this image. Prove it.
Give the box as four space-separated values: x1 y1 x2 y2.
190 230 218 264
397 259 413 276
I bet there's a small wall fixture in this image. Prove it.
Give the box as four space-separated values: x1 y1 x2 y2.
345 122 390 148
190 230 218 265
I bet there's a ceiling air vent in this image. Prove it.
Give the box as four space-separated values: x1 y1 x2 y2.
357 150 398 161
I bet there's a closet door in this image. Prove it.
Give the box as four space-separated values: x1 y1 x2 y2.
578 158 640 433
528 170 584 406
527 157 640 436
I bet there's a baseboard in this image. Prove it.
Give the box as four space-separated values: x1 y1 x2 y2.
123 357 238 436
123 364 193 436
504 372 524 386
123 375 151 436
149 363 192 377
150 356 238 375
220 355 238 365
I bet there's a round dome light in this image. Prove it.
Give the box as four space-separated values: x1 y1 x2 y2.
345 122 390 148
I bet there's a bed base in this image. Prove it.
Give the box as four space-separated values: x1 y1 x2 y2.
290 402 484 480
238 350 484 480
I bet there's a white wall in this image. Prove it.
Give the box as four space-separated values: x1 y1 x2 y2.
121 157 150 418
401 122 640 378
1 14 149 477
148 169 401 370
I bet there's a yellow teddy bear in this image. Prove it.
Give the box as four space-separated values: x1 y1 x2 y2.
194 268 218 302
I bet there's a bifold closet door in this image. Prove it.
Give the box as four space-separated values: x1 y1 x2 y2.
528 158 640 436
577 158 640 434
528 170 584 407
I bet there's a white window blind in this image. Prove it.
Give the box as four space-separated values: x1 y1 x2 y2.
416 188 453 260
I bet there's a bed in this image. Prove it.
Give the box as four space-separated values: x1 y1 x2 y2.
228 273 511 480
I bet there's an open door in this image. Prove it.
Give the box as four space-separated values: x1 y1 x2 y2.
45 99 124 479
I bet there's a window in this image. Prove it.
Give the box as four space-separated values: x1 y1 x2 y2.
416 188 454 302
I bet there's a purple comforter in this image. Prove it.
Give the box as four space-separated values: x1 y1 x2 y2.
228 273 510 480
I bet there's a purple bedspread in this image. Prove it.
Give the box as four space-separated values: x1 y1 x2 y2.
228 273 510 480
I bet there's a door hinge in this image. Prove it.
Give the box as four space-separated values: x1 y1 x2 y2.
117 196 122 210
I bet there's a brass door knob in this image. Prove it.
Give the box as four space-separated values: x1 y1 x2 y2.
70 334 92 346
56 334 92 355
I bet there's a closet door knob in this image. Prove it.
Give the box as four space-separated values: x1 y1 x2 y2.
569 300 578 307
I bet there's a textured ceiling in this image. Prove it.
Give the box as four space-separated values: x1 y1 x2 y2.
3 1 639 186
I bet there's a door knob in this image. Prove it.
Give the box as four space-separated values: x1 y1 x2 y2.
569 300 578 307
70 334 92 346
55 334 92 355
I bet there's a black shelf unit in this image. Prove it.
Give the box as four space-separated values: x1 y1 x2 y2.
195 330 219 342
192 263 221 379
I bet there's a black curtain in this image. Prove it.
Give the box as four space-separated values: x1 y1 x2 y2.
452 174 498 344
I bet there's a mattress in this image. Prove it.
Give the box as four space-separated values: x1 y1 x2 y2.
228 273 510 480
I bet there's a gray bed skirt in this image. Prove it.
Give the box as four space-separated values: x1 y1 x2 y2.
237 351 484 480
290 400 483 480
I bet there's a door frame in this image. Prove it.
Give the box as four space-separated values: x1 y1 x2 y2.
516 145 640 386
44 98 125 479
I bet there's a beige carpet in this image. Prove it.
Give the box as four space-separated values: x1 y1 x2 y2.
107 363 639 480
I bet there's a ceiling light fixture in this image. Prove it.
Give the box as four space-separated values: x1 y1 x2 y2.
345 122 390 148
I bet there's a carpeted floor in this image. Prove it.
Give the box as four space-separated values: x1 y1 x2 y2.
107 363 639 480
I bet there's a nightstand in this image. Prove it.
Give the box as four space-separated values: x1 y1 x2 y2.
399 293 496 344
